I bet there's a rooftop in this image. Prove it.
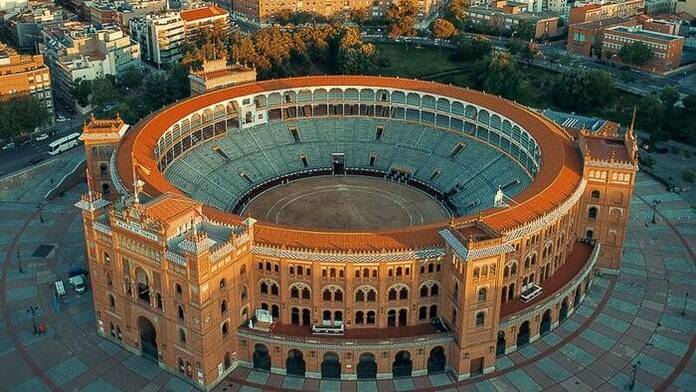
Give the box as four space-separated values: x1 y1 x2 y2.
180 4 226 22
607 25 683 41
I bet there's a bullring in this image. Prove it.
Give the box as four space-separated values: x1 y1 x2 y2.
76 75 639 388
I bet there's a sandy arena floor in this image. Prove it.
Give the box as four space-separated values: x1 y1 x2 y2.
241 175 450 230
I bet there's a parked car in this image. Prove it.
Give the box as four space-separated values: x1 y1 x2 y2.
29 156 44 165
2 142 15 151
69 274 86 294
56 115 69 122
35 133 49 141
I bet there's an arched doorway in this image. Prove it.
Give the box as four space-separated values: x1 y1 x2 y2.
253 344 271 371
516 321 530 347
321 352 341 379
392 351 412 378
560 298 569 322
496 331 506 356
540 309 552 335
427 346 446 374
286 349 305 377
356 353 377 379
137 317 158 360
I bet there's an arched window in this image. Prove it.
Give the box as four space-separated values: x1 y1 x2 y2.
367 290 376 302
221 321 229 337
106 273 112 288
475 312 485 327
103 252 111 264
428 263 434 273
504 265 510 278
355 270 360 278
588 207 598 220
302 287 310 300
108 294 115 309
291 287 299 298
420 286 428 297
478 287 487 302
429 305 438 319
323 289 332 301
219 278 227 290
178 305 185 320
220 300 227 314
330 268 336 278
240 265 246 275
355 290 365 302
420 265 426 274
399 287 408 300
453 282 459 298
334 289 343 302
290 266 295 275
586 229 594 239
366 311 376 324
355 311 364 324
241 285 248 300
591 190 600 199
260 282 268 294
473 267 480 279
396 267 402 276
431 284 439 296
175 283 182 295
388 289 397 301
511 262 517 275
271 284 279 296
297 266 303 275
419 306 427 320
363 268 370 278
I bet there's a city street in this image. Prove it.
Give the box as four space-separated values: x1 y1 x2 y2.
0 118 82 178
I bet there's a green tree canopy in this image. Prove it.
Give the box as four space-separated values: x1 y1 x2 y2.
618 42 653 66
430 18 457 39
119 66 143 90
0 94 50 140
70 78 92 107
549 69 616 112
443 0 469 26
385 0 418 38
452 35 492 61
472 52 525 100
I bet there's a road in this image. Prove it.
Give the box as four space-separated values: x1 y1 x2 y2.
0 118 83 178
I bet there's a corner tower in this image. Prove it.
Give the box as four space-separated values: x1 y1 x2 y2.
80 114 129 198
576 124 639 272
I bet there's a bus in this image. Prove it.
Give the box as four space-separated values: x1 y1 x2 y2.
48 132 81 155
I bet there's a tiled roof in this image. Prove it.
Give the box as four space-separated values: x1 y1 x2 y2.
115 76 584 251
143 193 199 222
180 5 227 22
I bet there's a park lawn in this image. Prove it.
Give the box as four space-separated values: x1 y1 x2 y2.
373 42 461 78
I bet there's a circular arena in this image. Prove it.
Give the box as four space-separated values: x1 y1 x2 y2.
82 75 638 387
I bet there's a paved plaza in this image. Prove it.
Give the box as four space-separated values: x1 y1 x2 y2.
0 156 694 391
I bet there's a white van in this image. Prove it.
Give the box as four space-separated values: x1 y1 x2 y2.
69 274 86 294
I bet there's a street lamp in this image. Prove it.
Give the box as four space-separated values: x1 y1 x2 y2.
27 306 39 336
629 360 641 390
650 199 661 224
683 292 689 316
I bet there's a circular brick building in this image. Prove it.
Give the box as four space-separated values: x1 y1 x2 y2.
76 76 639 389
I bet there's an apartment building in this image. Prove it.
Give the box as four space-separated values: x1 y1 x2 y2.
466 2 561 39
0 43 53 116
41 23 140 108
4 1 67 51
568 0 645 25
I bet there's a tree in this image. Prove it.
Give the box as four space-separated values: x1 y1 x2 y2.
90 77 119 107
336 27 376 74
639 155 655 169
385 0 418 38
430 19 457 39
618 42 653 66
0 95 50 139
472 52 526 100
119 66 143 90
659 86 680 108
515 20 536 41
683 94 696 114
182 19 229 71
443 0 469 26
636 95 665 135
349 8 369 26
549 70 615 112
452 35 491 61
683 170 695 183
505 39 526 55
71 78 92 107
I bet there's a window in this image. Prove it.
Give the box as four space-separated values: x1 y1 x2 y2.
399 288 408 300
221 321 229 337
241 286 248 300
108 294 115 309
356 291 365 302
367 290 376 302
449 142 466 158
179 328 187 343
369 154 376 167
334 290 343 302
323 289 332 301
300 154 308 168
588 207 598 220
375 126 384 141
221 300 228 314
475 312 485 327
175 283 182 295
302 287 310 300
103 252 111 265
291 287 299 298
478 287 487 302
289 266 295 275
219 278 227 290
260 282 268 294
289 127 300 142
355 311 364 324
431 284 439 296
591 190 600 199
420 286 428 298
367 311 376 324
271 284 279 296
419 306 427 320
388 289 397 301
178 305 185 320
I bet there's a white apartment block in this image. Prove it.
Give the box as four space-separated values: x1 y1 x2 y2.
129 12 185 67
